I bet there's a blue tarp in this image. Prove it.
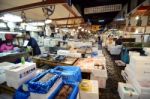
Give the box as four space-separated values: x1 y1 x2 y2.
50 66 82 83
28 70 60 94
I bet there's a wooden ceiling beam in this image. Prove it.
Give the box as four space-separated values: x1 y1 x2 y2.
52 16 82 21
57 23 85 26
0 0 67 14
62 4 78 17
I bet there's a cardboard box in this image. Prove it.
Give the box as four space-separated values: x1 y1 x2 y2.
118 82 139 99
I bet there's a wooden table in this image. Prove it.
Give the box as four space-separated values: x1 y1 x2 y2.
0 52 29 63
32 56 78 68
73 58 106 79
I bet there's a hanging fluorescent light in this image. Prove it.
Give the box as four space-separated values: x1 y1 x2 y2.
98 20 105 23
115 18 125 21
135 16 139 20
81 28 84 32
45 19 52 24
1 14 22 22
88 30 91 33
28 22 45 26
73 29 76 32
78 26 82 29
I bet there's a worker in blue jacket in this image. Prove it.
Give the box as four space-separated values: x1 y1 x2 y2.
25 31 41 56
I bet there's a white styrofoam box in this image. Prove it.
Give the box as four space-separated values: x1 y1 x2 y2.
49 39 58 47
92 47 98 52
0 62 15 84
6 62 36 89
57 50 70 56
129 51 140 56
91 65 107 77
132 80 150 95
145 26 150 34
44 38 51 46
125 65 150 81
69 53 81 58
139 93 150 99
30 78 62 99
7 71 36 89
118 82 139 99
143 47 150 56
90 74 107 88
129 56 150 75
79 80 99 99
0 72 5 84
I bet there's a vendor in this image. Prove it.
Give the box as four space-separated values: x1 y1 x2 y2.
98 35 102 50
0 34 14 52
116 36 123 45
25 31 41 56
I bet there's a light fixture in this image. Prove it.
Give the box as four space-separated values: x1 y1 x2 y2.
1 14 22 22
98 20 105 23
78 26 82 29
45 19 52 24
115 18 125 21
81 28 84 32
73 29 76 32
85 30 88 32
135 16 139 20
28 22 45 26
88 30 91 33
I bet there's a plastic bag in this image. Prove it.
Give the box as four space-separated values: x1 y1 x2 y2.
13 82 30 99
121 48 129 64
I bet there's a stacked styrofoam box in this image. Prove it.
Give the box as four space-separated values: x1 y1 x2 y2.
5 62 36 89
30 78 62 99
129 51 140 56
57 50 70 56
0 62 15 84
123 56 150 99
69 53 81 58
79 80 99 99
90 58 107 88
143 47 150 56
129 56 150 79
44 38 51 47
118 82 139 99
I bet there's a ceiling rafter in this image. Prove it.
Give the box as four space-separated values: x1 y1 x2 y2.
0 0 67 14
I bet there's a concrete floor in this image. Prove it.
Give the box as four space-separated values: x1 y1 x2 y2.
99 48 125 99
